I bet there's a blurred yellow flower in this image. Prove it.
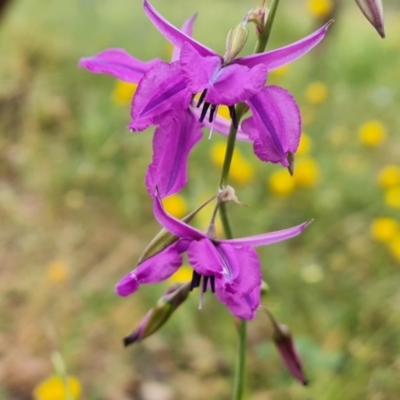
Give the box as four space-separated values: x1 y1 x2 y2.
358 120 387 147
210 142 254 184
169 265 192 284
378 165 400 189
370 217 399 242
306 0 333 18
270 64 290 78
384 186 400 208
34 375 81 400
268 169 295 196
217 105 231 120
163 194 188 218
293 157 320 188
297 133 312 156
46 261 69 284
305 81 328 105
112 80 137 105
387 234 400 262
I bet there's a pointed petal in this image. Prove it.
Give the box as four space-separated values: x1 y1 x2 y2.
115 242 183 296
146 110 203 198
143 0 215 57
129 61 190 131
171 14 198 62
243 86 301 166
235 22 332 70
355 0 385 38
180 42 267 105
219 221 311 248
78 49 160 83
152 191 206 240
215 285 260 320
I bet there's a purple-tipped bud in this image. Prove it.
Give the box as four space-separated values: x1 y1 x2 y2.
355 0 385 38
247 6 268 36
272 323 308 385
223 21 249 65
123 283 190 346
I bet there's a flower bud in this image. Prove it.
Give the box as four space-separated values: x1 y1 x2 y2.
355 0 385 38
223 22 249 65
123 283 190 346
247 6 268 36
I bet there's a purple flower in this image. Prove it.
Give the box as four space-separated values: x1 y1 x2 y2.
116 192 311 320
134 0 331 168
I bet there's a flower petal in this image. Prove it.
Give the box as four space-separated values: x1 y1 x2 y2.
180 43 267 105
129 61 190 131
243 85 301 166
145 110 203 198
152 191 206 240
219 221 311 247
115 242 183 296
171 14 198 62
143 0 215 57
215 285 260 320
235 22 331 70
78 49 160 83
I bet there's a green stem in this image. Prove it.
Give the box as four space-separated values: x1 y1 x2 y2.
219 2 281 399
232 320 248 400
254 0 280 54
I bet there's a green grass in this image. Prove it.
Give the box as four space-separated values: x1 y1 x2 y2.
1 0 400 399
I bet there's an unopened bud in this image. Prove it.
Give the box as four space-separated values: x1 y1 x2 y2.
355 0 385 38
260 280 270 298
123 283 190 346
287 152 295 176
262 309 307 385
218 186 242 205
223 22 249 65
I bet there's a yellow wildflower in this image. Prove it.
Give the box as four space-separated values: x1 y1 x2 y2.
163 194 188 218
370 217 399 242
306 0 333 18
297 133 312 156
387 234 400 262
358 120 387 147
270 64 290 78
293 157 320 188
268 169 295 196
305 81 328 105
169 265 192 284
46 261 69 284
384 186 400 208
210 142 254 184
112 80 137 105
378 165 400 189
217 105 231 120
33 375 81 400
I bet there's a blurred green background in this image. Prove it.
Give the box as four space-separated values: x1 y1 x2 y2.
1 0 400 399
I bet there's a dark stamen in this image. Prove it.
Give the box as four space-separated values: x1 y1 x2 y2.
202 276 209 293
190 271 201 291
199 102 211 123
209 105 217 123
229 106 238 129
210 276 215 293
196 89 208 108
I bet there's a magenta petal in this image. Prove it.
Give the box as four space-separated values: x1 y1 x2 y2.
129 61 190 131
115 243 183 297
171 14 198 62
220 220 311 248
235 22 331 70
78 49 160 83
187 239 226 278
145 110 203 198
215 285 260 320
143 0 214 57
244 86 301 166
152 192 206 240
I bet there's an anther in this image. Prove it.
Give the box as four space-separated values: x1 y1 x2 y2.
190 271 201 291
196 89 208 108
199 102 211 123
210 276 215 293
229 106 238 129
202 276 209 293
209 105 217 123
